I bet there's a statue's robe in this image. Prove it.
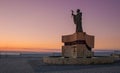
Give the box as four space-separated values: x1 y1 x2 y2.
73 13 83 32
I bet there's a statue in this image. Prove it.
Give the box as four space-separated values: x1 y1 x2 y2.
72 9 83 32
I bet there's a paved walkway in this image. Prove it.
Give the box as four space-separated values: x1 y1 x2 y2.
0 58 34 73
0 57 120 73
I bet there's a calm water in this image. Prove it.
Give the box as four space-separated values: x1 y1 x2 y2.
0 50 120 57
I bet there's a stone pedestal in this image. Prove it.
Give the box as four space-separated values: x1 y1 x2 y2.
62 32 94 58
43 32 117 64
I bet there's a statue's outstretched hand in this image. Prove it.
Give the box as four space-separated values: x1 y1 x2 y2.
71 10 74 13
71 10 74 16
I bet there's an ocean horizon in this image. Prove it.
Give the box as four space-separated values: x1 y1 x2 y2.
0 50 120 57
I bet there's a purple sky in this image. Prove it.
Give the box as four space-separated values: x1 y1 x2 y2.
0 0 120 52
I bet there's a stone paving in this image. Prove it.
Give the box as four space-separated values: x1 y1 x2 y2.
0 57 120 73
0 58 34 73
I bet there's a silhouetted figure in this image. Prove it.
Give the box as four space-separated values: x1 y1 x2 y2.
72 9 83 32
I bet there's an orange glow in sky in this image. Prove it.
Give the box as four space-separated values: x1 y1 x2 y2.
0 0 120 52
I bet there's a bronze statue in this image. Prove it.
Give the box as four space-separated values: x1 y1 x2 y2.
72 9 83 32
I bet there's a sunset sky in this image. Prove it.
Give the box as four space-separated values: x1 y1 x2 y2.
0 0 120 52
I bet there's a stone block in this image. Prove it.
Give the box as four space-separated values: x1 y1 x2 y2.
86 34 94 48
62 32 94 48
62 44 93 58
62 32 86 43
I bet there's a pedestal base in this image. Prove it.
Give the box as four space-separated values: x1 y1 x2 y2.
43 56 115 64
62 32 94 58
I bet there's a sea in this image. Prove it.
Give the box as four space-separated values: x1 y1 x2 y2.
0 50 120 58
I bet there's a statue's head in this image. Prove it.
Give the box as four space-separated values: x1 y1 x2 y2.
77 9 80 13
